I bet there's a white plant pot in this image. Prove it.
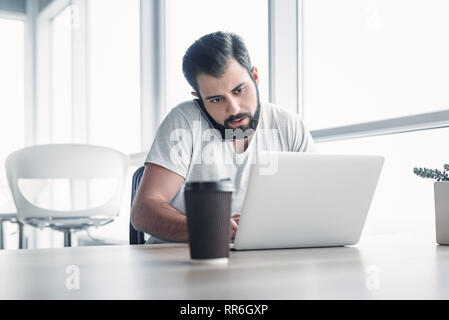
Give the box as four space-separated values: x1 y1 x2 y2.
434 182 449 245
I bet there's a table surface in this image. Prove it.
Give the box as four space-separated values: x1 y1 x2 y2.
1 233 448 299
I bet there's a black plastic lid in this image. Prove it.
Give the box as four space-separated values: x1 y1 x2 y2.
185 179 234 192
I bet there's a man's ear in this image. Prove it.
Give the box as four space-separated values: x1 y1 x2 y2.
251 66 259 86
191 91 199 97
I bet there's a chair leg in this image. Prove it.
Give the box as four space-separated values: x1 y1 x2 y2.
0 219 4 250
63 229 72 247
18 222 24 249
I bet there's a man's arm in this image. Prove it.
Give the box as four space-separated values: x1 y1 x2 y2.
131 163 240 242
131 163 188 242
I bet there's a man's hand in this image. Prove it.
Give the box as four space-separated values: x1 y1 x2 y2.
230 213 241 240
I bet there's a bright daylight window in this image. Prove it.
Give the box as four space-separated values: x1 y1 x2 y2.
87 0 140 242
302 0 449 237
0 18 25 214
51 6 72 143
34 1 141 245
317 128 449 238
165 0 269 113
302 0 449 129
88 0 141 154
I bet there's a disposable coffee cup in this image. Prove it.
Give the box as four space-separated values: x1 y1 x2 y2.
184 179 234 264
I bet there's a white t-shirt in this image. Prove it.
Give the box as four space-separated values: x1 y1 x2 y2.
144 99 315 243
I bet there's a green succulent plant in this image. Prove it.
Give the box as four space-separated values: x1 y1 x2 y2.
413 164 449 182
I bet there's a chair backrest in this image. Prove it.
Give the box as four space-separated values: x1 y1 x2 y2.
5 144 129 220
130 166 146 245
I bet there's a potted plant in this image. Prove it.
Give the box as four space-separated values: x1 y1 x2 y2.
414 164 449 245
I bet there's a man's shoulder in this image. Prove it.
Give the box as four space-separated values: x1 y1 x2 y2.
167 99 201 121
261 101 301 125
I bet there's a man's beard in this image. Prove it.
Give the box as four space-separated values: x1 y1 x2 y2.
194 85 261 142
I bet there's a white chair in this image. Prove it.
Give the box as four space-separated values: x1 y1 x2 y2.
0 213 25 249
5 144 129 247
0 185 27 249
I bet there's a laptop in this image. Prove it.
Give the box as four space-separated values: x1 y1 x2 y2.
232 152 384 250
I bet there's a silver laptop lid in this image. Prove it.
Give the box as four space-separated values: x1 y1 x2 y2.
233 152 384 250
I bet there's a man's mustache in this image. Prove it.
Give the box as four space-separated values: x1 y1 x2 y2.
225 112 251 125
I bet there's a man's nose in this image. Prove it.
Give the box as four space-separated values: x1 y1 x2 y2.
226 97 240 115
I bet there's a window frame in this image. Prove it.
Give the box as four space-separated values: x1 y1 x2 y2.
269 0 300 116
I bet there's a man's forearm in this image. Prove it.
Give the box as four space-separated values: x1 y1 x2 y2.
131 197 188 242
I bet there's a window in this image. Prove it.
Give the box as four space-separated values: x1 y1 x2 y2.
39 0 142 153
316 128 449 237
51 6 72 143
84 0 140 242
0 18 25 214
301 0 449 129
34 0 141 245
88 0 141 154
300 1 449 237
165 0 269 112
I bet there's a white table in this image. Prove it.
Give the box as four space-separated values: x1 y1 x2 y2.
0 233 448 299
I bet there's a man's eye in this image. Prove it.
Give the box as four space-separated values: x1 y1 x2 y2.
234 87 244 94
210 97 222 103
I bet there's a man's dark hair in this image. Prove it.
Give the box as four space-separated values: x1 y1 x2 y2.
182 31 253 94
